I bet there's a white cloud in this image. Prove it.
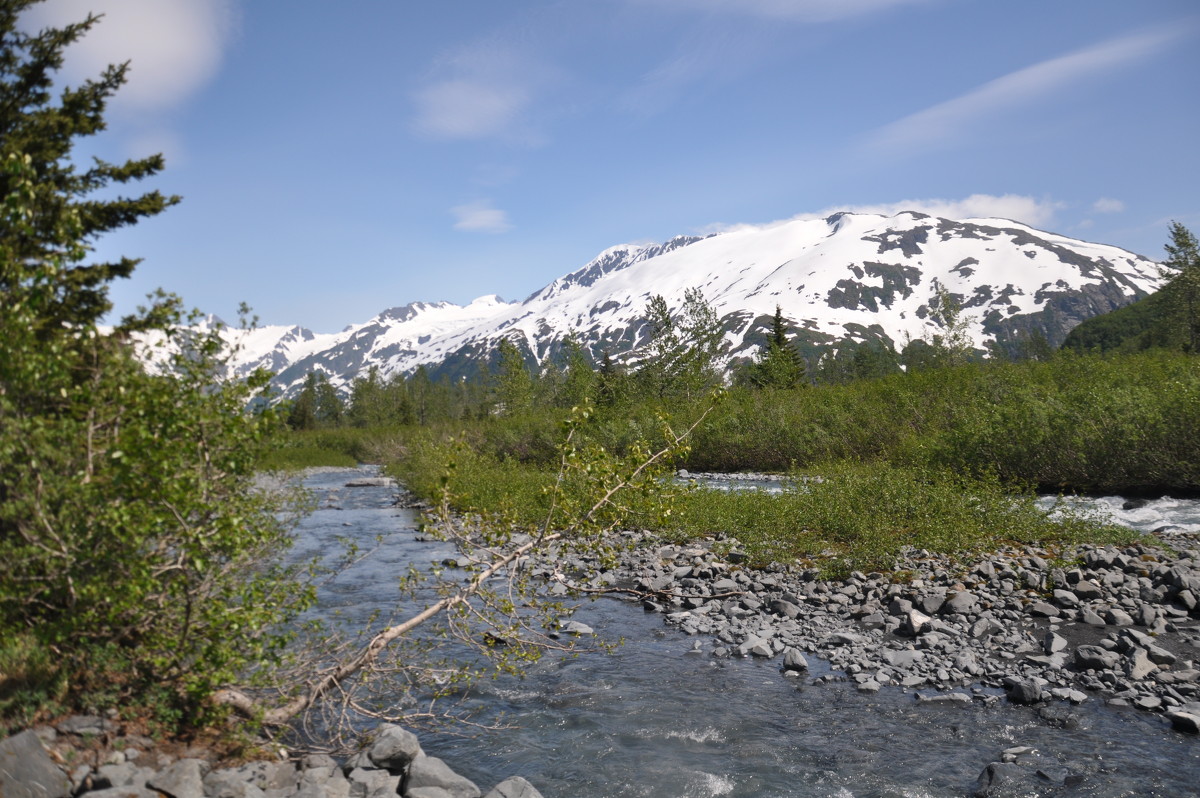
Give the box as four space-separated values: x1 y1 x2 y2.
700 194 1065 235
870 26 1184 153
810 194 1065 227
24 0 236 113
636 0 935 23
415 79 531 140
1093 197 1126 214
452 201 513 234
412 46 555 142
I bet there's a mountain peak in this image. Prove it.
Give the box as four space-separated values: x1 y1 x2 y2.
187 212 1161 398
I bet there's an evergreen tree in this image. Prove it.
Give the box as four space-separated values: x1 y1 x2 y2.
636 288 724 399
314 372 344 426
744 305 807 388
493 337 534 415
0 1 178 332
1161 221 1200 353
595 350 629 409
558 332 595 408
287 374 318 430
0 2 309 728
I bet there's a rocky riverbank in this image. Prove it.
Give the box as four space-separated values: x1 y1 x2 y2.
0 720 542 798
530 524 1200 736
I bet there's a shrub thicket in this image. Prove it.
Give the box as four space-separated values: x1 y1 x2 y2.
0 3 311 733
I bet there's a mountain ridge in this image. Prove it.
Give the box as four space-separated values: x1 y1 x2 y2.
198 211 1160 398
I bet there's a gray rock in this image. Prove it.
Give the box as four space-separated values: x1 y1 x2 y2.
915 692 972 704
302 754 339 771
1167 711 1200 733
782 648 809 672
904 609 932 635
97 762 154 789
973 761 1025 797
941 591 977 615
404 755 480 798
147 759 207 798
1052 589 1079 608
369 724 424 773
1107 608 1135 626
483 776 544 798
348 766 401 798
560 621 593 636
1126 648 1159 680
1029 602 1060 618
232 761 299 795
768 599 801 619
203 769 269 798
1042 631 1068 654
0 730 73 798
1075 645 1120 671
297 765 350 798
56 715 110 736
408 788 455 798
1003 678 1042 705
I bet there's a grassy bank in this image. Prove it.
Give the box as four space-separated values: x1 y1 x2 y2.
279 350 1190 575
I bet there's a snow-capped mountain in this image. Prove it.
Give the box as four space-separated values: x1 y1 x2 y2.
207 211 1161 398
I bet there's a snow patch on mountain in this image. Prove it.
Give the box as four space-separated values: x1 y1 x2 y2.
174 211 1160 398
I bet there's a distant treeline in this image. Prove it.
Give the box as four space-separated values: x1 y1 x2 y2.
276 223 1200 496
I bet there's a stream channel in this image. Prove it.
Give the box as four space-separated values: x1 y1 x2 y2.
288 467 1200 797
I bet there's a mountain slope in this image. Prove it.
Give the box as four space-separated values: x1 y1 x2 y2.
210 211 1161 397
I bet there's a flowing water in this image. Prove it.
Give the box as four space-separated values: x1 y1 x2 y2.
290 468 1200 797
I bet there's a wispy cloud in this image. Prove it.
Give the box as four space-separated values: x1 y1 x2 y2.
413 46 556 142
24 0 236 113
451 200 513 234
869 26 1186 154
635 0 936 23
1093 197 1125 214
700 194 1066 235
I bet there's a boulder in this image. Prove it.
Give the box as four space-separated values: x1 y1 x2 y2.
903 608 932 635
0 730 73 798
973 761 1025 797
147 759 207 798
348 766 401 798
483 776 544 798
941 591 978 615
404 755 480 798
369 724 423 773
782 648 809 672
1003 678 1042 705
1074 645 1120 671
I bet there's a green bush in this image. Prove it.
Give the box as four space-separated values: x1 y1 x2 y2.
0 8 313 732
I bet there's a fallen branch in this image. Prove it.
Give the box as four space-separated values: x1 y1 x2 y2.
217 401 716 728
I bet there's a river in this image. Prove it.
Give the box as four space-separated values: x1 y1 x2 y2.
289 468 1200 797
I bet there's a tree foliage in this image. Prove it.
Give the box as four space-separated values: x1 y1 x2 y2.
636 288 725 400
742 305 807 389
1161 220 1200 353
0 3 310 731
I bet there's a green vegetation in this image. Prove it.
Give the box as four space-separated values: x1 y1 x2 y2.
0 2 311 734
1064 221 1200 355
312 261 1197 578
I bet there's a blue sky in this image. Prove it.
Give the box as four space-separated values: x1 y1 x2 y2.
28 0 1200 332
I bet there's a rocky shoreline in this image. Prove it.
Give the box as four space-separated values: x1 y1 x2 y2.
531 524 1200 736
0 720 541 798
